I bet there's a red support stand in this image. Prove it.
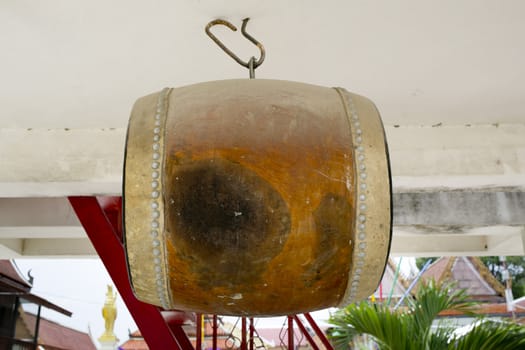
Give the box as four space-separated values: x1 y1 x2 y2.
68 196 189 350
212 315 218 350
69 196 334 350
287 316 294 350
293 316 320 350
303 313 334 350
196 313 203 350
241 317 247 350
249 317 255 350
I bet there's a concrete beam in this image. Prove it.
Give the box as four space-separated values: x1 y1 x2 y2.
1 123 524 197
2 227 522 258
391 225 525 257
23 238 96 257
0 239 23 258
0 238 95 258
386 123 525 186
391 234 488 257
0 197 95 257
0 186 524 258
0 226 85 239
391 187 525 256
0 128 124 197
0 197 80 226
393 190 525 226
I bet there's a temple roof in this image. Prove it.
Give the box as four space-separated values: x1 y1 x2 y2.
373 259 412 300
420 257 505 302
0 259 71 316
0 259 32 292
119 338 149 350
21 312 96 350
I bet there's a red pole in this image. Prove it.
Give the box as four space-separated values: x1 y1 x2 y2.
68 196 186 350
249 317 254 350
379 282 383 302
241 317 247 350
303 313 333 350
293 316 319 350
196 314 203 350
212 315 218 350
287 316 294 350
171 326 196 350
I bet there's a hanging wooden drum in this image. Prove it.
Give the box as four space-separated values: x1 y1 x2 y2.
123 79 391 316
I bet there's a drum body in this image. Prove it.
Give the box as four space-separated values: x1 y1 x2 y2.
124 79 391 316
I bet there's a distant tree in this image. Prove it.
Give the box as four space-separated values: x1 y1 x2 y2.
415 256 525 298
480 256 525 298
415 257 437 270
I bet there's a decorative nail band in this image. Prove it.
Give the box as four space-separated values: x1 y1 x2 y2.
124 88 173 309
335 88 392 306
149 88 172 309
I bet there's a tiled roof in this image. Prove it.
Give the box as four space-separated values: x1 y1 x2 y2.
421 256 451 283
439 301 525 317
21 312 96 350
373 259 411 299
466 257 506 296
0 260 70 316
420 257 505 302
0 260 32 292
119 338 149 350
129 330 142 338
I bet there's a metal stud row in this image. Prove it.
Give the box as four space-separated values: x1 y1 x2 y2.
347 96 368 300
150 88 170 309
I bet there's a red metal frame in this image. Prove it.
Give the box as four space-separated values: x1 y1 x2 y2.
293 315 319 350
212 315 218 350
195 313 203 350
287 316 294 350
303 313 334 350
68 196 187 350
249 318 255 350
69 196 334 350
241 318 247 350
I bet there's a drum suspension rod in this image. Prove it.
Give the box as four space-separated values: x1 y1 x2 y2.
205 17 266 79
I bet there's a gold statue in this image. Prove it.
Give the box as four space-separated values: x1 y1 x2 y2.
99 285 118 342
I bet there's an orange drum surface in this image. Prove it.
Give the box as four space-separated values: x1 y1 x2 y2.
124 79 391 316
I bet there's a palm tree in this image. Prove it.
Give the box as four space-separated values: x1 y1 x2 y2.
328 280 525 350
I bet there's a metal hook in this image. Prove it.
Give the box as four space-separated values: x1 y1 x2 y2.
205 18 266 78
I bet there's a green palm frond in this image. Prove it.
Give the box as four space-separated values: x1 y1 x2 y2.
329 302 416 350
424 325 452 350
328 279 488 350
451 320 525 350
409 280 476 335
328 280 525 350
327 311 360 350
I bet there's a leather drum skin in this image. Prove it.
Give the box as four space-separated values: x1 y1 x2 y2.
123 79 391 316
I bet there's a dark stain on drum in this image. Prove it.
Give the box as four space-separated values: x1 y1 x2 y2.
166 158 291 288
307 193 352 288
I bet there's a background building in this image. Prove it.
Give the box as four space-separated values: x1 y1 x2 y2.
0 260 96 350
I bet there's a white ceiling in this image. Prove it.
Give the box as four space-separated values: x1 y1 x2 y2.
2 0 525 129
